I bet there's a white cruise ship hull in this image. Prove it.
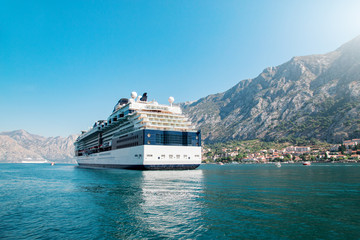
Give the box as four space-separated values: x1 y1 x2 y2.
76 145 201 170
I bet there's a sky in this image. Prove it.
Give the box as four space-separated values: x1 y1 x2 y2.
1 0 360 137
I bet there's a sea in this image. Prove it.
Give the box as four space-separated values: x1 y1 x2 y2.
0 163 359 240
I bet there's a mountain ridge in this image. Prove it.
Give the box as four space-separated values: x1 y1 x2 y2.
1 36 360 162
182 35 360 143
0 129 77 163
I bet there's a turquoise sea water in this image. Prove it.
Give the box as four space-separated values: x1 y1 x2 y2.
0 163 359 239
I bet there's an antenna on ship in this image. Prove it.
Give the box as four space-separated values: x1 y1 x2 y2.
168 96 174 107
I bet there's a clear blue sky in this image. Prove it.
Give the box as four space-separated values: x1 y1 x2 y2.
1 0 360 137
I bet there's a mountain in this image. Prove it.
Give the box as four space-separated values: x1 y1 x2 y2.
182 35 360 143
0 130 78 163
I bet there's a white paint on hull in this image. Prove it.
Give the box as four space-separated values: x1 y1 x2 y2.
76 145 201 167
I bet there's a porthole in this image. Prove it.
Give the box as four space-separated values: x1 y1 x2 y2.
147 141 151 144
147 133 151 137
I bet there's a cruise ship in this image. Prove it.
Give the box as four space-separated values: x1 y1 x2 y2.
74 92 201 170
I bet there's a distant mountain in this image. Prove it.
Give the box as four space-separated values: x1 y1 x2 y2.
182 35 360 143
0 130 78 163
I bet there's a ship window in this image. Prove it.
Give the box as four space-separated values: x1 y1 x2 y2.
195 155 200 158
158 157 160 159
147 133 151 137
169 155 173 159
147 141 150 144
161 155 165 159
176 155 180 159
184 155 187 158
147 154 153 157
135 154 138 157
154 133 195 146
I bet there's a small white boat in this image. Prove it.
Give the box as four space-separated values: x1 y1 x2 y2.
303 161 311 166
275 162 281 168
22 159 48 164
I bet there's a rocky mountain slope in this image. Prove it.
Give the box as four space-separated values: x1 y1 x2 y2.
182 36 360 143
2 36 359 162
0 130 77 163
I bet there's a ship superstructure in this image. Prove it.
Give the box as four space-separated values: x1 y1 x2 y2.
74 92 201 169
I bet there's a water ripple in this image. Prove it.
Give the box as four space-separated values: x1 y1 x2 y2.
0 163 360 239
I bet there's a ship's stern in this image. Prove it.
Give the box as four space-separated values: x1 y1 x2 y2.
142 145 201 170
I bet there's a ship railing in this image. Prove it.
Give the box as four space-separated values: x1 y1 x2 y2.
141 116 188 124
136 110 184 118
146 119 191 127
146 122 193 131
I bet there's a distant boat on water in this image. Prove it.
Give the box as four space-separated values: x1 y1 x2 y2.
275 162 281 168
303 161 311 166
21 158 48 164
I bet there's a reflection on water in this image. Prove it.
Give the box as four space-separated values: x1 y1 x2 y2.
137 170 204 238
74 168 205 239
1 164 360 239
72 164 360 239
